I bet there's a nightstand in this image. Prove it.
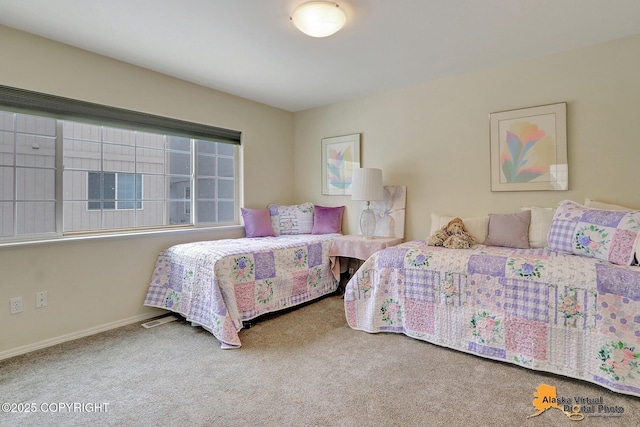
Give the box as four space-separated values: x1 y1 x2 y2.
329 235 403 260
330 235 403 288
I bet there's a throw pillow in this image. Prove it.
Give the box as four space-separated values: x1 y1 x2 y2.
521 206 556 248
268 202 314 235
484 210 531 249
547 200 640 266
312 205 345 234
430 213 489 244
584 198 640 264
240 208 275 238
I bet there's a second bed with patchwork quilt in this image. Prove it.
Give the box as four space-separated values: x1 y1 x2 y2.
345 241 640 397
145 234 340 348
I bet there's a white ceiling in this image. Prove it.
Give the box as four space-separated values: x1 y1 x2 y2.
1 0 640 112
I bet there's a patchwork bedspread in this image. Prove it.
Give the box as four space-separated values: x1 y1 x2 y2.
145 234 340 348
344 240 640 397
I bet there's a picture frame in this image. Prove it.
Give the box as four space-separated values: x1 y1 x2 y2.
490 102 568 191
321 133 361 195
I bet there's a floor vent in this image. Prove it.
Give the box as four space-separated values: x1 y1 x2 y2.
142 315 178 329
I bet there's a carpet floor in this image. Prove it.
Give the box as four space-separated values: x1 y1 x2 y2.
1 294 638 426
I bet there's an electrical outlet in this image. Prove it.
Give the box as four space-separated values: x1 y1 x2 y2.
10 297 23 314
36 291 48 308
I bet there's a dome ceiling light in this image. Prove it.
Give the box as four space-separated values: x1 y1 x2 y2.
290 2 346 38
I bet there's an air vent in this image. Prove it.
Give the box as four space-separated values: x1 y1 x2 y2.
142 315 178 329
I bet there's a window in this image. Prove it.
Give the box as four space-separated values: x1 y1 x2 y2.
0 85 241 241
0 111 56 237
87 172 142 210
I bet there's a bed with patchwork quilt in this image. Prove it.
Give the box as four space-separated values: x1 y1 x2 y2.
345 242 640 397
144 234 340 348
345 200 640 397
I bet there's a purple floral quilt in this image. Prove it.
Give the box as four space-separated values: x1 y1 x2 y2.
145 234 339 348
344 241 640 397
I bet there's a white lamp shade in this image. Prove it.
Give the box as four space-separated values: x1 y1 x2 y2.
351 168 383 201
291 2 346 38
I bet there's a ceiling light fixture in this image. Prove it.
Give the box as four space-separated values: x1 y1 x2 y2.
290 1 346 38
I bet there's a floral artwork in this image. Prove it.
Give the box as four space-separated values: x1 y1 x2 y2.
599 341 640 382
321 134 360 195
327 148 352 189
499 120 558 184
368 186 406 238
490 103 567 191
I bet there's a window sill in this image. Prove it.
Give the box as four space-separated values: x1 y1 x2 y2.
0 225 245 249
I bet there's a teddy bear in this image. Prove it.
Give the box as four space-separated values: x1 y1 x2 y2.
426 217 477 249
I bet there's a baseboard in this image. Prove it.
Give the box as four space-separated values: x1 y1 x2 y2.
0 312 162 361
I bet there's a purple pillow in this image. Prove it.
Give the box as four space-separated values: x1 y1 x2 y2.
312 205 345 234
484 210 531 249
241 208 275 238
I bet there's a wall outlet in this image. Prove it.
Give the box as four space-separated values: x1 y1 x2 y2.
10 297 23 314
36 291 48 308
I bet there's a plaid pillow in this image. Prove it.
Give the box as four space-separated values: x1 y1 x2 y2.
268 202 314 236
547 200 640 265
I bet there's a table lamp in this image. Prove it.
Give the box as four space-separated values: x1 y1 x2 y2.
351 168 383 239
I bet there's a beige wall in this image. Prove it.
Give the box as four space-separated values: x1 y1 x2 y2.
294 34 640 241
0 26 294 356
3 24 640 357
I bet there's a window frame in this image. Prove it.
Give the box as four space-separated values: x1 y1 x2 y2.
87 171 143 211
184 186 191 215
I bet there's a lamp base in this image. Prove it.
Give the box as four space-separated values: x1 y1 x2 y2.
359 206 376 239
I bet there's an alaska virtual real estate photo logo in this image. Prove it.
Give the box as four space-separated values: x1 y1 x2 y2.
527 384 625 421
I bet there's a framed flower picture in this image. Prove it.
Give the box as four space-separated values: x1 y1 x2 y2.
490 103 568 191
321 133 360 195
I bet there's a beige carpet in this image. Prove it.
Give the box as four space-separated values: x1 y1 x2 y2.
1 294 638 427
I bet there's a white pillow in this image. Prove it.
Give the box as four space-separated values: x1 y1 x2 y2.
521 206 555 248
584 197 634 211
430 213 489 244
